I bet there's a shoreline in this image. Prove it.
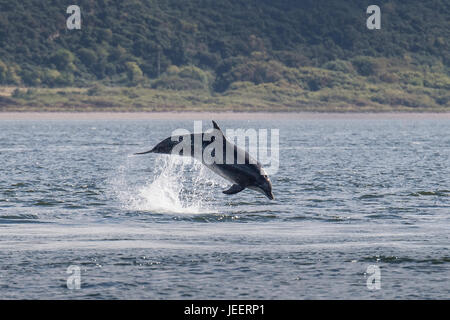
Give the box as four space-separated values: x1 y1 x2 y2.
0 111 449 121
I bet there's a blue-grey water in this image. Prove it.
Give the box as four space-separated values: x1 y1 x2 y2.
0 118 449 299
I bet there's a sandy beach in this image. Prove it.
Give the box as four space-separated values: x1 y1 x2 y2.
0 112 449 121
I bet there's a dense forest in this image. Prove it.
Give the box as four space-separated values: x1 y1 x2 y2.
0 0 449 111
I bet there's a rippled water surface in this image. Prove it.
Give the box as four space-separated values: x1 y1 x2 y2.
0 118 449 299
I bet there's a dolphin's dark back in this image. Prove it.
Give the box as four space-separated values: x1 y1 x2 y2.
162 131 262 184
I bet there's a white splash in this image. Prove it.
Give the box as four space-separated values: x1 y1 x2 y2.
114 155 224 214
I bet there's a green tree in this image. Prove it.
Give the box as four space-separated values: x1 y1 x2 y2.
0 60 7 83
51 49 75 71
78 48 97 67
125 61 143 84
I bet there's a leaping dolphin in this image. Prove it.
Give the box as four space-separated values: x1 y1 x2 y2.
135 121 274 200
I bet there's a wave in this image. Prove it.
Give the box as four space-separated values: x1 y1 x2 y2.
113 155 223 215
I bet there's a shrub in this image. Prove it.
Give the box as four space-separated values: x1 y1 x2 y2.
121 88 139 98
78 48 97 67
351 56 381 76
21 69 42 86
322 60 355 74
12 88 24 98
214 59 283 91
152 65 211 90
125 61 144 84
87 83 105 96
379 72 400 83
399 71 424 86
42 69 61 87
0 60 7 83
51 49 75 71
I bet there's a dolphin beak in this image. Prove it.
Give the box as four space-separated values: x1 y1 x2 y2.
266 191 274 200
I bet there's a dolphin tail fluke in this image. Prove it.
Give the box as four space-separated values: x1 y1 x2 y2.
223 184 245 195
134 148 155 155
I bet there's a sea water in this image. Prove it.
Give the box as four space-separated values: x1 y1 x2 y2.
0 118 448 299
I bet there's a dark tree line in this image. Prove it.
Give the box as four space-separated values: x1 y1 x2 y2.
0 0 448 89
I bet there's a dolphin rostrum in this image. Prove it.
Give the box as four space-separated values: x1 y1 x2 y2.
135 121 274 200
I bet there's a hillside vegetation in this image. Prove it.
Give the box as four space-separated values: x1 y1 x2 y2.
0 0 449 111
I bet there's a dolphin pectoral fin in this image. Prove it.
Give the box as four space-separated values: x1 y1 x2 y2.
223 184 245 195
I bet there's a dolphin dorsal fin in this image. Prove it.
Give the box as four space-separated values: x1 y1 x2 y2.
212 120 224 134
